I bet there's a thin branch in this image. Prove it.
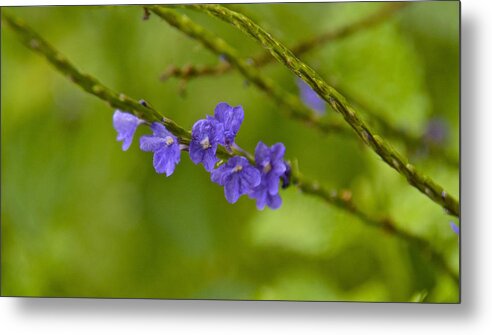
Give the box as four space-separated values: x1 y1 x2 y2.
1 12 189 141
183 4 460 218
148 6 352 137
343 88 460 168
161 3 408 81
293 173 459 286
160 2 457 169
2 11 458 285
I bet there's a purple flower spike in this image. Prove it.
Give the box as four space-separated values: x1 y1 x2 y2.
113 110 144 151
211 102 244 146
190 119 224 172
211 156 261 204
450 221 460 235
140 123 181 177
296 78 326 114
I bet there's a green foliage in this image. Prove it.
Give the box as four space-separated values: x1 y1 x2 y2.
1 3 459 302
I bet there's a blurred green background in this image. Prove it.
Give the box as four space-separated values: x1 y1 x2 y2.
1 2 459 302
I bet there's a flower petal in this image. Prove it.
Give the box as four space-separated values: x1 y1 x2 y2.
271 143 286 162
113 110 142 151
273 161 287 175
189 141 205 165
202 151 218 172
153 149 170 174
153 146 180 176
254 141 270 166
211 165 230 185
266 174 280 195
267 193 282 209
150 122 171 138
242 165 261 188
140 135 166 152
224 174 241 203
254 191 267 210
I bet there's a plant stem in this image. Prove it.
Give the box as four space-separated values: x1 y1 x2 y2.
3 10 458 285
293 173 459 285
161 3 408 81
1 12 190 141
185 4 460 218
154 4 459 173
147 6 351 138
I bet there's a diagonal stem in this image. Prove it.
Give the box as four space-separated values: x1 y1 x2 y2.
161 3 408 81
148 6 351 138
183 4 460 218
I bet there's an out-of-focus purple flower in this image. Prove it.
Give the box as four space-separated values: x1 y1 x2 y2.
140 123 181 177
209 102 244 146
249 142 287 210
450 221 460 235
424 117 449 145
211 156 261 204
219 54 228 63
113 110 144 151
296 78 326 114
189 119 224 172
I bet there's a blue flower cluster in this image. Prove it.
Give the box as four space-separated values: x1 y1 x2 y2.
113 103 288 210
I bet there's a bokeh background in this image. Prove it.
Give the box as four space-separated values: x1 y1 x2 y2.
1 2 459 302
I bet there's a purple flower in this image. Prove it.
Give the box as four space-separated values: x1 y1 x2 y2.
211 156 261 204
113 110 144 151
249 183 283 210
189 119 224 172
209 102 244 146
140 123 181 176
296 78 326 114
450 221 460 235
248 142 287 210
254 142 287 195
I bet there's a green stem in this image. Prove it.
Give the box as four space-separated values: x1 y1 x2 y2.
161 3 408 81
339 84 459 168
161 4 457 170
184 4 460 218
1 12 190 141
2 10 458 285
293 173 459 285
148 6 350 138
155 5 459 176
